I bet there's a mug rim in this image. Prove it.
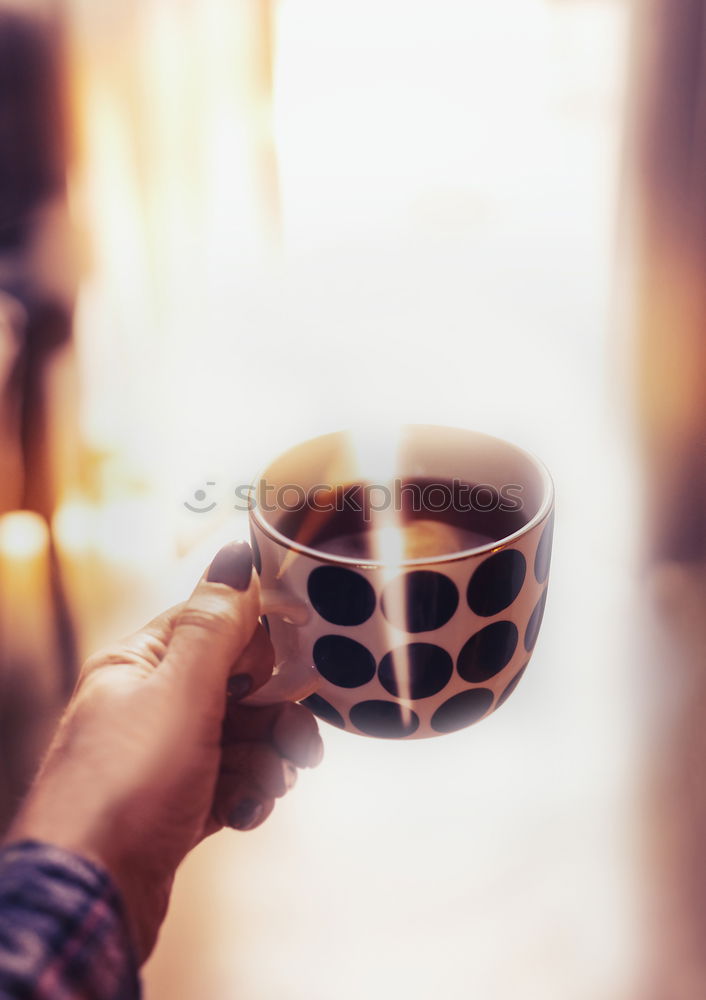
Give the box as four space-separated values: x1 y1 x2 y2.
250 424 555 569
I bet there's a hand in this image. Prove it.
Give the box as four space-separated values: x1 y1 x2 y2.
6 541 323 962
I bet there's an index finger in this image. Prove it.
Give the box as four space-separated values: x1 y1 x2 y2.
223 701 324 768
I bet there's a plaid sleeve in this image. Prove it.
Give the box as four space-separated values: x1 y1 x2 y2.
0 840 141 1000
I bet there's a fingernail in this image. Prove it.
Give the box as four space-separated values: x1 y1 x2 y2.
207 541 253 591
307 732 324 768
283 761 298 791
227 673 253 700
228 798 264 831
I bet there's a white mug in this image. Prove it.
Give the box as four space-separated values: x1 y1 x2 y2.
245 425 554 740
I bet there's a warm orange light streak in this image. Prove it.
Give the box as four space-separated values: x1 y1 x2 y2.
348 428 414 723
0 511 49 561
0 512 58 696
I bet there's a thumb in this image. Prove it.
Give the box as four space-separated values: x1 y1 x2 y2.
160 541 266 704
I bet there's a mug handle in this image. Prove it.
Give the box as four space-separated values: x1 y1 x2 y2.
238 589 321 706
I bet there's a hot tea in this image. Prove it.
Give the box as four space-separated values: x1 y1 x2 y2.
277 478 527 561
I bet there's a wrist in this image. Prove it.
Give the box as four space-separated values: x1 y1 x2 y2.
6 775 153 960
7 813 162 964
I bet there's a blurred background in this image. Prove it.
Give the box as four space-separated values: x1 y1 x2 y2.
0 0 705 997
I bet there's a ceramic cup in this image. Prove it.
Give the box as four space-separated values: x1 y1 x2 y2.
246 425 554 740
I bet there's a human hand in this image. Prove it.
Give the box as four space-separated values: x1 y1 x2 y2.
6 541 323 962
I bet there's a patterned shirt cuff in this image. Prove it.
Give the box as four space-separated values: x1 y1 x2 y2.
0 839 141 1000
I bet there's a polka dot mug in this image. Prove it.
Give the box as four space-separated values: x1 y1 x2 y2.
246 426 554 740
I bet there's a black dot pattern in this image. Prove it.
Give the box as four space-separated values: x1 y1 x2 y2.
457 621 518 682
300 693 345 729
250 530 262 576
381 571 459 633
534 514 554 583
313 634 376 688
497 664 528 707
431 688 494 733
349 700 420 738
307 566 376 626
467 549 526 617
273 528 548 737
378 643 453 700
524 589 547 652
